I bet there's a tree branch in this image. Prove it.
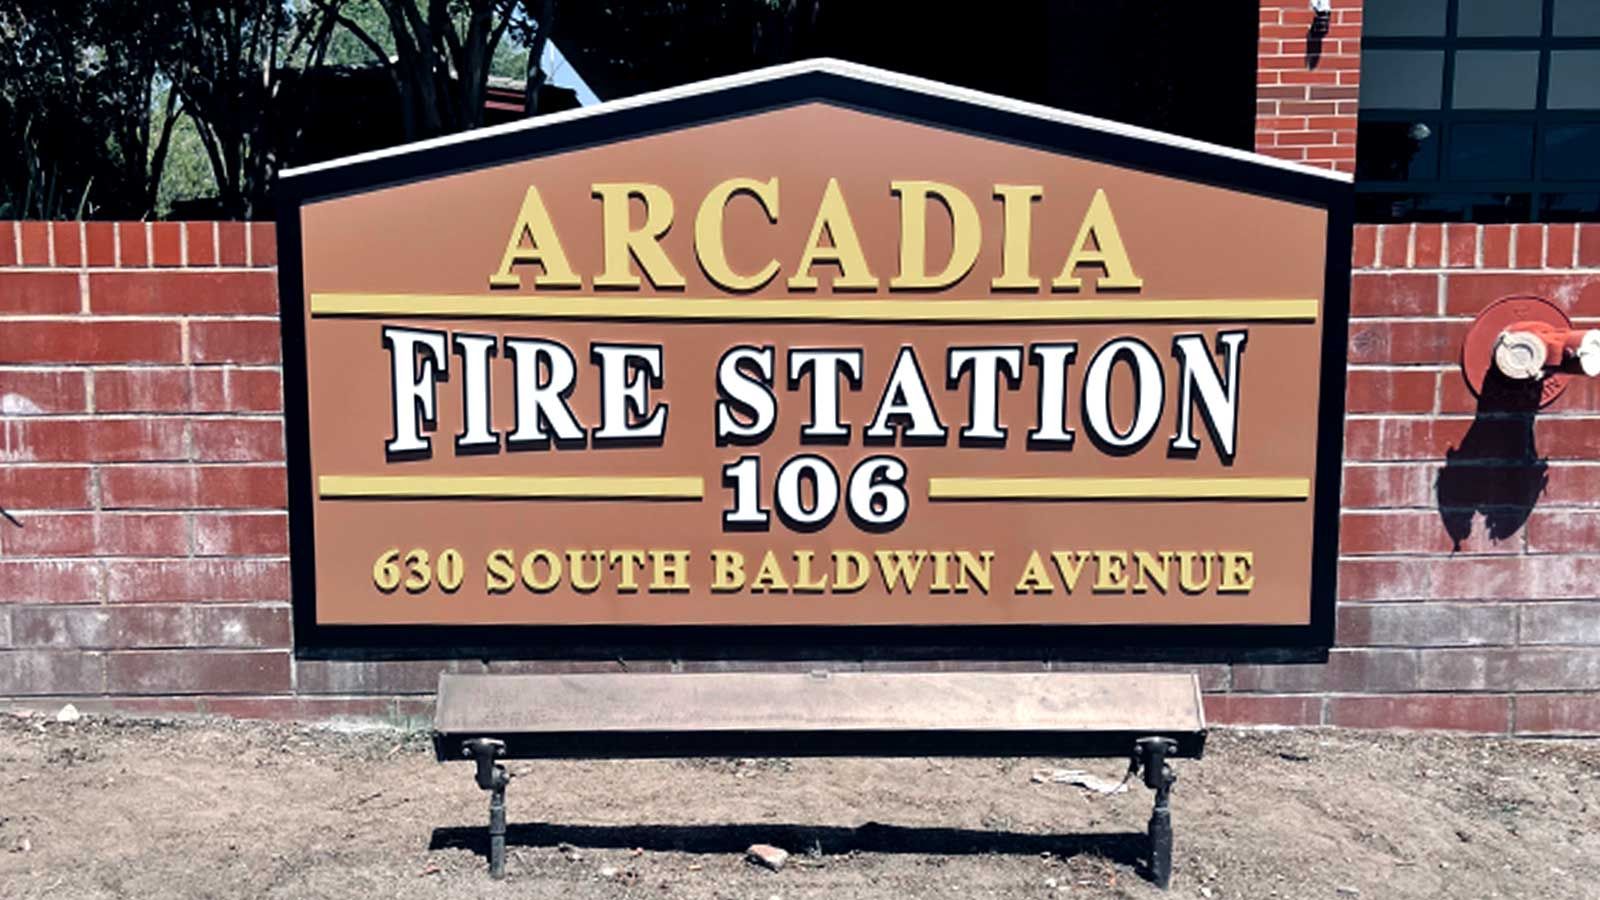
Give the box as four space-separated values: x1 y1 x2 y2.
145 87 182 218
180 88 231 204
309 0 393 68
520 0 553 115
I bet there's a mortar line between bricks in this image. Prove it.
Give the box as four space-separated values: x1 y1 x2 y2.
84 647 292 655
3 551 292 560
0 553 291 561
3 512 288 519
1347 363 1455 370
5 470 289 478
1339 506 1595 513
1342 459 1600 466
2 314 282 323
7 600 292 607
1334 598 1526 606
1356 267 1599 275
1338 550 1600 558
11 646 294 654
1345 411 1600 420
5 508 286 517
1348 509 1579 517
0 459 285 466
1313 691 1578 698
0 266 271 274
1351 311 1600 324
0 353 283 362
1336 643 1528 650
1344 361 1497 369
1344 515 1593 522
1339 508 1503 516
0 365 284 372
0 510 298 517
0 365 288 371
0 412 287 420
0 364 285 371
1348 315 1476 323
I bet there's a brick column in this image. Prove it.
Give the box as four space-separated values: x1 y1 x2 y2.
1256 0 1363 173
0 220 301 713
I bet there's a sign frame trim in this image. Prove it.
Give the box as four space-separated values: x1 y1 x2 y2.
276 62 1352 663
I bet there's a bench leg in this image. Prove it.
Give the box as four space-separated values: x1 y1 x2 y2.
463 738 512 879
1135 737 1179 890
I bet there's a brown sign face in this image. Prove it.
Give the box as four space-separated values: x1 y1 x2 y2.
278 62 1351 654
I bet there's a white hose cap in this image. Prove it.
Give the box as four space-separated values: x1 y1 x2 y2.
1494 330 1548 380
1578 330 1600 377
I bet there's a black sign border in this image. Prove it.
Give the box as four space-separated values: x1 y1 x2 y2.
277 63 1352 663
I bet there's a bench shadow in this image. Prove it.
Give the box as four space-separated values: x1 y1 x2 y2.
430 820 1148 868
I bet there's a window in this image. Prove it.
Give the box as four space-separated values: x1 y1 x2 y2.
1357 0 1600 222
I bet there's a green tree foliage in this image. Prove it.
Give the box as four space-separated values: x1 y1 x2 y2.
152 100 220 219
0 0 182 218
1 0 556 218
0 0 325 218
1 0 826 219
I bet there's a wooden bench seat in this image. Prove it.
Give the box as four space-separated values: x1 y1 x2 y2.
433 670 1206 888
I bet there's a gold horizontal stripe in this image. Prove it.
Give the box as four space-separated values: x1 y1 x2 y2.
310 293 1320 324
318 475 704 500
927 476 1311 501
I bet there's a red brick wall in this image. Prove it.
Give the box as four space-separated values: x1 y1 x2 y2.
4 221 1600 734
0 221 338 719
1320 223 1600 736
1256 0 1361 173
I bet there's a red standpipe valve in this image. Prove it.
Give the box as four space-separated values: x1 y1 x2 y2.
1461 295 1595 408
1493 322 1600 380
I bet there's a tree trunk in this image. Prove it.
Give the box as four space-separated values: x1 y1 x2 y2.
522 0 555 116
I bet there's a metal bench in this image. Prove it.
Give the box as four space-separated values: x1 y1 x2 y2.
433 670 1206 888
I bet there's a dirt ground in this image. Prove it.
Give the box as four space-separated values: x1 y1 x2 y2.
1 712 1597 900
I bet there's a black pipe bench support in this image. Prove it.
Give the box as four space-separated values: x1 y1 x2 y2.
463 737 511 879
1134 736 1180 889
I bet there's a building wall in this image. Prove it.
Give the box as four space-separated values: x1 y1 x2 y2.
1256 0 1362 174
3 220 1600 733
